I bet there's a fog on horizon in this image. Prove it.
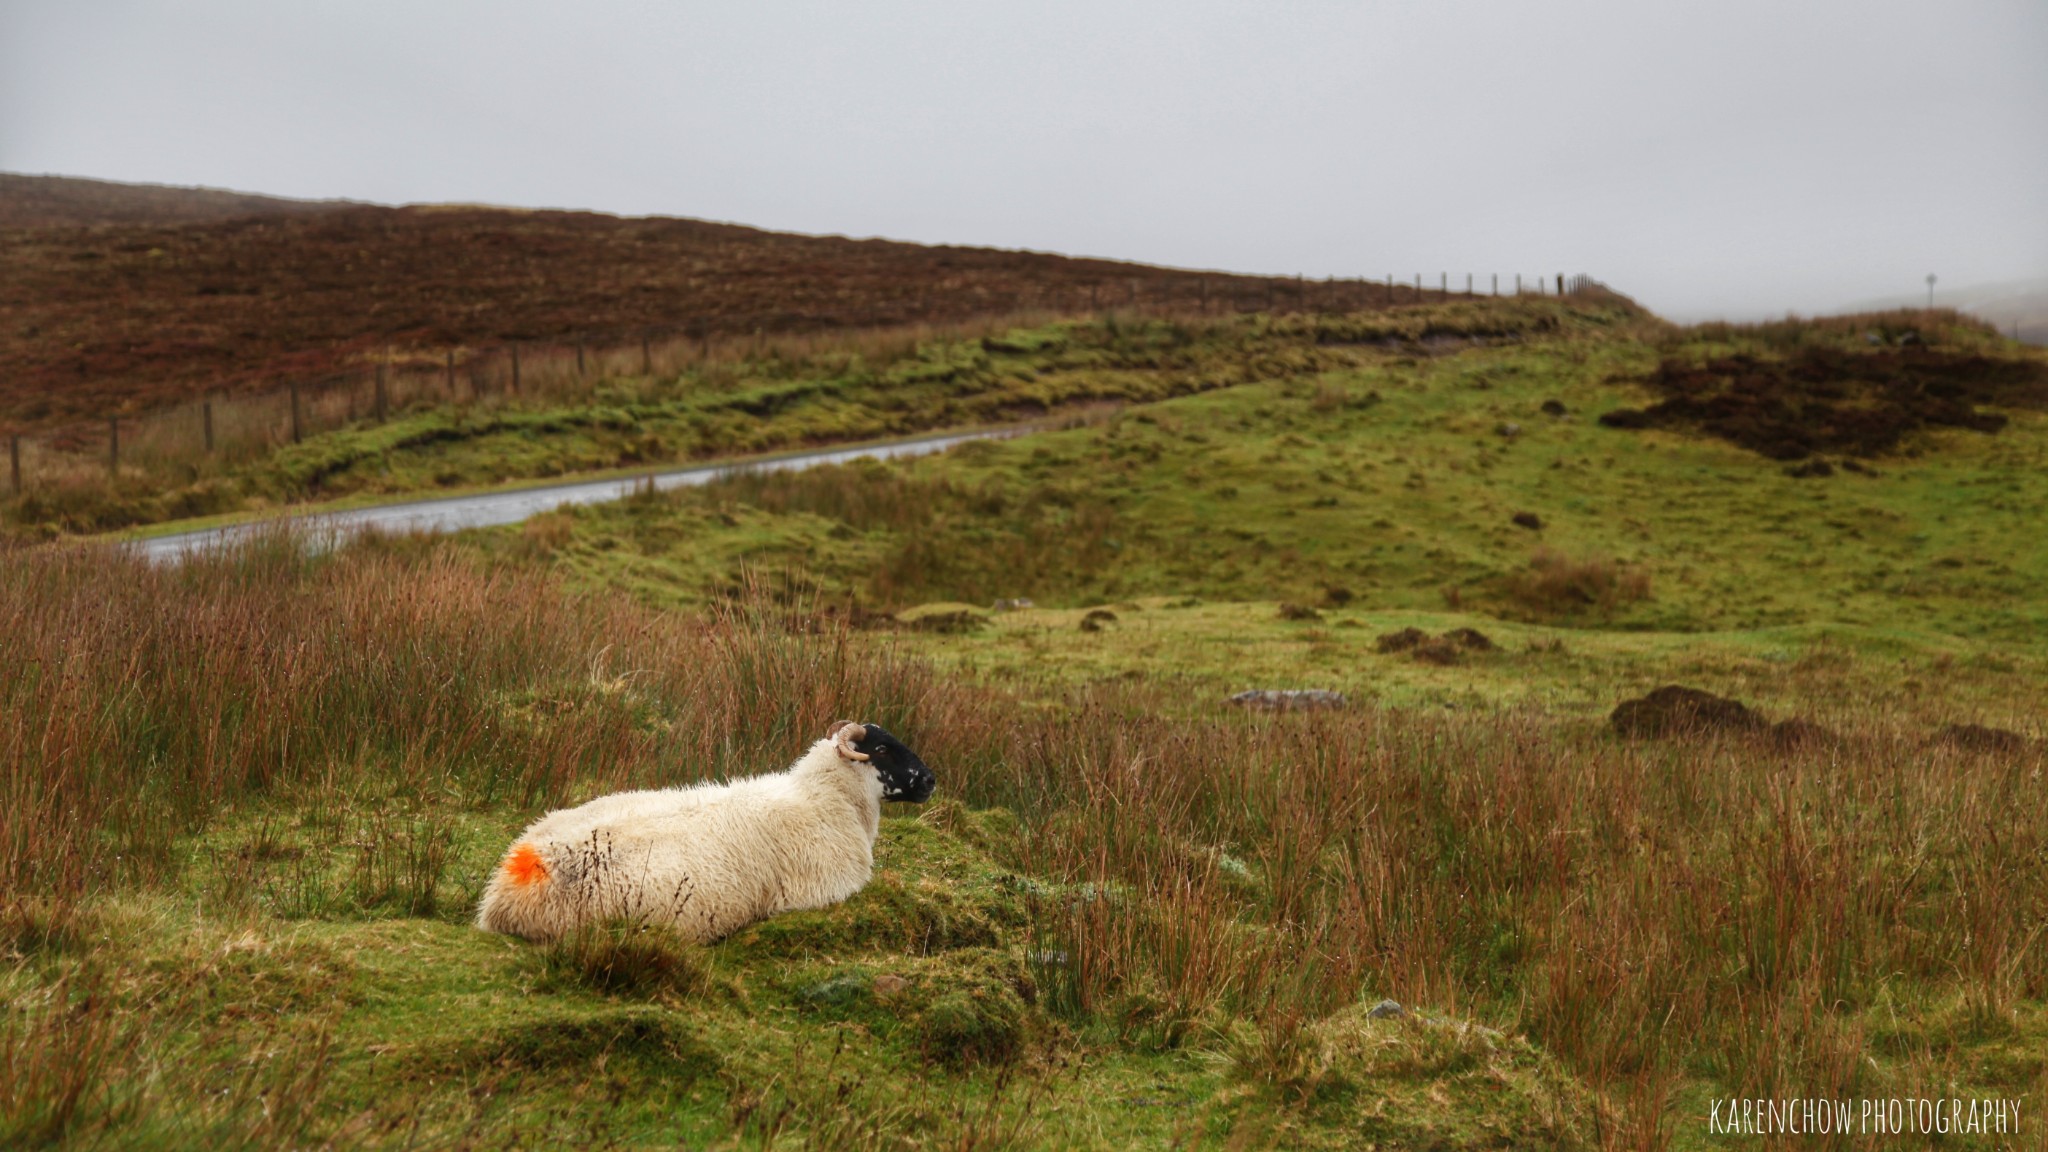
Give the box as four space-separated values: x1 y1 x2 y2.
3 0 2043 322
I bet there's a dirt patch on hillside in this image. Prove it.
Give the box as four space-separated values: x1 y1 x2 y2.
1600 345 2048 460
1376 626 1497 665
1611 686 1765 738
1610 685 1842 748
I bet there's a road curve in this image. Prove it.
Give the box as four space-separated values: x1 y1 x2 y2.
131 426 1025 565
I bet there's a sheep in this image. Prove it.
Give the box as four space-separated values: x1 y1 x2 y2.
476 720 935 943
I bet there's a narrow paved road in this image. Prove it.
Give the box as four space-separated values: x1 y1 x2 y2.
132 426 1022 564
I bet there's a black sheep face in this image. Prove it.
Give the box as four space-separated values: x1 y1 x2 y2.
851 724 935 803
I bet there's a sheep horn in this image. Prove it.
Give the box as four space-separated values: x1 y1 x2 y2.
833 723 870 761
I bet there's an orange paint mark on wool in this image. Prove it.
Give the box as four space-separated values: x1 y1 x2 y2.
502 844 549 887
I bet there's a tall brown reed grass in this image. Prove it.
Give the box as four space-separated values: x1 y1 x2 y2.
5 535 2043 1146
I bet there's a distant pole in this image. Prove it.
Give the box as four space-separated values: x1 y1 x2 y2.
108 416 120 477
1492 273 1498 296
1385 273 1393 304
289 383 302 442
1926 274 1937 310
1465 273 1473 295
1557 273 1565 295
202 400 214 453
1441 272 1448 295
1516 273 1523 295
8 435 20 494
1414 273 1421 300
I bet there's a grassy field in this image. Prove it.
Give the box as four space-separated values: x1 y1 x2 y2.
5 295 1560 536
7 300 2048 1149
470 304 2048 724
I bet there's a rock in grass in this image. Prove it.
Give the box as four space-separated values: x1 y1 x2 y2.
1228 689 1348 711
1365 999 1405 1019
1512 511 1544 530
1276 602 1323 622
1079 608 1119 632
1610 686 1765 738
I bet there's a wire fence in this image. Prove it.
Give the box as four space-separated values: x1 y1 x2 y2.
3 271 1595 498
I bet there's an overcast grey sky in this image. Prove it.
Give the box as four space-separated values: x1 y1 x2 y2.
4 1 2043 320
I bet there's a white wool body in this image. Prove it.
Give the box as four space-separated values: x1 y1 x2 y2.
476 735 883 943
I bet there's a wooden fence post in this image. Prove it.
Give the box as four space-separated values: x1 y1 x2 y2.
375 360 389 423
1386 274 1394 304
289 383 302 443
1466 273 1473 295
1557 273 1566 295
9 435 20 494
1492 273 1498 297
109 416 120 477
1414 274 1422 300
1441 272 1448 295
203 400 214 452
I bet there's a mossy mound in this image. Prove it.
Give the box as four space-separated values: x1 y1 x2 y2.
896 602 991 633
719 806 1030 959
1284 1001 1599 1150
407 1006 722 1084
788 947 1043 1067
